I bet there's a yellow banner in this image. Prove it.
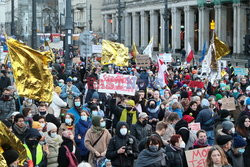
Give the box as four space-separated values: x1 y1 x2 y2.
214 33 230 61
101 40 129 66
6 38 54 102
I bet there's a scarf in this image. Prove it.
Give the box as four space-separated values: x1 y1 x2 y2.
92 126 104 134
66 125 74 131
147 105 160 114
136 148 165 167
13 124 28 135
120 109 137 125
193 139 209 148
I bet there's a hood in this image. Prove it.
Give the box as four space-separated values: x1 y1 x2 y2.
116 121 129 137
25 128 42 140
175 119 188 132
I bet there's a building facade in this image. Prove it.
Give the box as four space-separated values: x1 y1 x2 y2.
72 0 102 33
101 0 250 58
0 0 6 33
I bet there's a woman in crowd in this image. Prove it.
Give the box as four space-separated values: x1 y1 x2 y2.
162 112 179 144
136 135 166 167
67 96 86 124
58 113 75 136
206 145 232 167
183 101 199 119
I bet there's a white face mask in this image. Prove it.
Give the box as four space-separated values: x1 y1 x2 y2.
231 128 235 134
180 141 186 148
40 123 45 128
120 128 128 136
50 132 57 138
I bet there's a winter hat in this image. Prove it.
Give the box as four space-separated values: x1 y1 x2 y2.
246 97 250 105
92 91 99 99
2 149 19 166
46 122 57 132
220 109 230 119
222 121 234 131
92 116 102 127
216 94 223 101
233 135 247 148
216 135 233 146
139 112 148 119
201 99 210 108
185 75 191 80
66 77 72 82
126 100 135 107
26 128 42 140
181 91 189 99
32 121 42 129
246 86 250 92
62 130 73 139
182 115 194 123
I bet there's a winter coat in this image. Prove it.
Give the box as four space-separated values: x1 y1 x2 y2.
75 119 91 156
165 144 187 167
67 106 88 124
162 124 175 145
106 122 139 167
130 121 152 143
58 137 81 167
196 107 215 131
227 149 244 167
60 85 81 101
46 134 63 167
136 148 167 167
84 126 111 166
0 97 16 119
49 92 67 118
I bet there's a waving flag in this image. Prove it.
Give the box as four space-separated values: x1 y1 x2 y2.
157 57 167 87
199 41 207 62
186 42 194 63
143 37 153 58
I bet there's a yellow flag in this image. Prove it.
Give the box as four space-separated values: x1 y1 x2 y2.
101 40 129 66
131 42 138 58
214 33 230 61
6 37 54 102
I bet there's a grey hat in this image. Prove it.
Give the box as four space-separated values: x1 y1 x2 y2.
222 121 234 131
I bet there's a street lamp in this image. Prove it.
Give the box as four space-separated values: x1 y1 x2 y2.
11 0 15 36
163 0 169 53
117 0 122 43
31 0 37 49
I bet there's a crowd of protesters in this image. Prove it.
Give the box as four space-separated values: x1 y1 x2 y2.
0 50 250 167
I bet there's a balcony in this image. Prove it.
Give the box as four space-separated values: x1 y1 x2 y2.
76 3 86 10
76 21 86 28
197 0 247 6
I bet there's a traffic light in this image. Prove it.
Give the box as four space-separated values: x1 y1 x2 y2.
244 35 250 56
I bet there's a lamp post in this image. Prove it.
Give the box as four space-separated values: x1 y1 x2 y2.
11 0 15 36
163 0 169 53
89 4 92 31
117 0 121 43
31 0 37 49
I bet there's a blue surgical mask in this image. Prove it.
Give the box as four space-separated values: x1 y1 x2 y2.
58 83 63 87
75 102 81 107
100 121 106 128
50 132 57 138
120 128 127 136
149 145 159 152
65 118 72 124
92 111 98 116
81 115 88 121
238 148 245 153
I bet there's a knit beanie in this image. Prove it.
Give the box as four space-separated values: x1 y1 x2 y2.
46 122 57 132
233 135 247 148
181 91 189 99
92 116 102 127
216 135 233 146
201 99 210 108
54 86 62 94
32 121 42 129
222 121 234 131
216 94 223 101
126 100 135 107
2 149 19 166
92 91 99 99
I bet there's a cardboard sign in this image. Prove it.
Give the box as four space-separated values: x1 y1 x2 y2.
92 45 102 53
136 55 150 67
188 81 204 89
159 53 172 62
188 123 201 134
185 147 211 167
234 67 248 76
221 97 236 111
98 74 137 96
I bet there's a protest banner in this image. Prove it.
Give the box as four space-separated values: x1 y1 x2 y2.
98 74 137 96
92 45 102 53
188 81 204 89
136 55 150 67
188 123 201 134
159 53 172 63
185 147 211 167
234 67 248 76
221 97 236 111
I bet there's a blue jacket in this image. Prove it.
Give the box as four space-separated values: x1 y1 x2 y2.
67 106 89 124
60 85 81 101
173 109 183 119
75 119 91 156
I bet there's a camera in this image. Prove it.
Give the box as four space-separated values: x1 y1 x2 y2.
125 137 134 155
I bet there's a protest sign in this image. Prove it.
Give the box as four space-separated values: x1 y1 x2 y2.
185 147 211 167
159 53 172 62
234 67 248 76
188 81 204 89
98 74 137 96
136 55 150 67
92 45 102 53
221 97 236 111
188 123 201 134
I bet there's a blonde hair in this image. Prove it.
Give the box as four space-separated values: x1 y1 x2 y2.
206 145 229 167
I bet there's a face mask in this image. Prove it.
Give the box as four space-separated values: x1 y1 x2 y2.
233 90 238 93
40 123 45 128
81 115 88 121
180 141 186 148
231 128 235 134
149 104 155 108
100 121 106 128
126 107 133 111
65 118 72 124
173 99 178 103
26 140 39 147
120 128 127 136
50 132 57 138
142 120 148 126
58 83 63 87
92 111 98 116
73 77 77 82
238 148 245 153
149 145 159 152
197 92 202 96
74 102 81 107
27 114 33 118
40 111 46 116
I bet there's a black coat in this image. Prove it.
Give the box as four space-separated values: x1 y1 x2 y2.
165 144 187 167
130 121 152 143
58 137 81 167
106 122 138 167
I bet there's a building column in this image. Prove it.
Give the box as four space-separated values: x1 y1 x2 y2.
102 15 105 36
112 13 116 33
150 10 159 47
184 6 195 51
132 12 140 46
140 10 149 48
171 7 181 52
160 9 165 52
215 5 227 42
198 7 209 51
104 14 109 39
125 12 132 46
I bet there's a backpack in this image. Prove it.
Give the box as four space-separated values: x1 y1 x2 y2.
64 145 78 167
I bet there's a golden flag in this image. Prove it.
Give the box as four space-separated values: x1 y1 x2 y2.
214 33 230 61
131 42 139 59
6 37 54 102
101 40 129 66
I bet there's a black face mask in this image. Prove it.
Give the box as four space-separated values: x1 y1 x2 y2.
149 104 156 109
142 120 148 126
26 140 39 147
126 107 133 111
240 100 245 106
